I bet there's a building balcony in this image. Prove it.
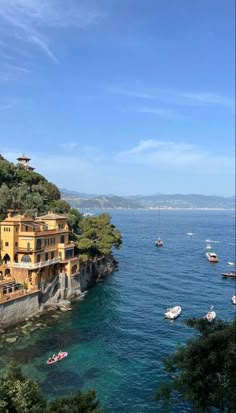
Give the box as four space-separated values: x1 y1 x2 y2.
16 247 44 253
12 257 60 270
0 287 39 305
58 241 75 249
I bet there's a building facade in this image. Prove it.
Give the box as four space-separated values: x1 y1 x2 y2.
0 213 80 302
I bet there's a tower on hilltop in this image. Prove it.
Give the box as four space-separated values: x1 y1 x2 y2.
17 154 35 172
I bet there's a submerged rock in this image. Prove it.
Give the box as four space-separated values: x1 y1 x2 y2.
6 337 18 344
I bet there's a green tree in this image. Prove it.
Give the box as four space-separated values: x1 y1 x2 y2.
76 213 122 259
49 199 71 214
0 364 103 413
156 318 236 413
47 389 102 413
0 363 46 413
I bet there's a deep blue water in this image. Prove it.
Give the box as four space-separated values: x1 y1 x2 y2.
1 210 235 412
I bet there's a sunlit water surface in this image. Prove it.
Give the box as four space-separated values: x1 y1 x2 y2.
1 210 235 412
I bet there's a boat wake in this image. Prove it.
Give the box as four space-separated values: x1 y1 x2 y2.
205 239 219 243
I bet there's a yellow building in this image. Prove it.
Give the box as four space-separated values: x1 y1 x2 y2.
0 213 80 301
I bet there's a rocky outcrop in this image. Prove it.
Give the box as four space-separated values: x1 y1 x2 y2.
0 255 118 328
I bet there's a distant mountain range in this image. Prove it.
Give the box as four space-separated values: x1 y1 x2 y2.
61 189 235 210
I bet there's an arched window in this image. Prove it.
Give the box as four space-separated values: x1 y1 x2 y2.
60 235 65 243
3 254 10 264
21 255 31 263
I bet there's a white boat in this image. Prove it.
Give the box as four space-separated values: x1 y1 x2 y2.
228 262 235 266
187 232 193 236
164 306 181 320
206 252 219 263
206 243 212 250
155 237 163 247
232 295 236 304
155 206 163 247
205 310 216 322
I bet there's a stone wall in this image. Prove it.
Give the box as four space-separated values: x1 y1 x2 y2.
0 292 40 327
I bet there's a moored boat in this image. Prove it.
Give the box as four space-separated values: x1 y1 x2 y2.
155 238 163 247
232 295 236 304
206 252 219 263
164 306 181 320
205 311 216 322
222 271 236 278
205 307 216 322
155 206 163 247
47 351 68 365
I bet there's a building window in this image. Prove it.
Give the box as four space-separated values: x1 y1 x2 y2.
60 235 65 243
5 242 9 247
65 249 73 259
37 254 41 263
51 251 54 259
27 242 31 251
36 239 42 250
21 254 31 263
45 252 49 261
25 226 28 232
15 242 18 247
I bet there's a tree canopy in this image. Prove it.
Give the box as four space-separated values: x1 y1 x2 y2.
0 156 60 218
156 318 236 413
0 363 102 413
76 213 122 261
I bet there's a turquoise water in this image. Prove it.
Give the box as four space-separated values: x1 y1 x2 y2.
1 210 235 412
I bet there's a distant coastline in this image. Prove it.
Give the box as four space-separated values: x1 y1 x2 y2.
61 189 235 211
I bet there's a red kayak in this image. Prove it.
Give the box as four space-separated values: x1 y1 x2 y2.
47 352 68 365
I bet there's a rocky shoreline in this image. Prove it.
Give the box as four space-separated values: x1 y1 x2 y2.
0 255 118 332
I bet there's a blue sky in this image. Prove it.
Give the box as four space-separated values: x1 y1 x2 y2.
0 0 235 196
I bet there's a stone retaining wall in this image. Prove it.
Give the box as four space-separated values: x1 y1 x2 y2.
0 292 40 327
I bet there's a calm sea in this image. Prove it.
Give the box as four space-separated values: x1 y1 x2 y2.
1 210 235 412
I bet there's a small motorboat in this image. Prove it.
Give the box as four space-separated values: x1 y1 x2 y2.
205 306 216 322
47 351 68 365
232 295 236 304
222 272 236 278
155 238 163 247
228 262 235 266
206 252 219 263
164 306 181 320
187 232 193 236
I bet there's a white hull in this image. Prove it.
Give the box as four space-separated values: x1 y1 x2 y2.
232 295 236 305
165 306 181 320
206 252 218 263
205 311 216 322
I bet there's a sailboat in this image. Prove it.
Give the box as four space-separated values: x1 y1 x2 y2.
155 206 163 247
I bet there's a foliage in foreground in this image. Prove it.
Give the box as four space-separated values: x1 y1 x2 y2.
156 318 236 413
0 363 102 413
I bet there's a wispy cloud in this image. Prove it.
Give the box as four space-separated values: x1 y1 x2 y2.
177 92 235 108
115 139 235 174
122 106 186 120
2 142 235 196
108 84 235 110
0 0 104 64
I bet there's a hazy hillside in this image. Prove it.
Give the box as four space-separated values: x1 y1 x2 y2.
61 190 235 210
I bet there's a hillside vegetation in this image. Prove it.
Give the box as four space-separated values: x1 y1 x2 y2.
0 155 122 262
61 189 235 210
